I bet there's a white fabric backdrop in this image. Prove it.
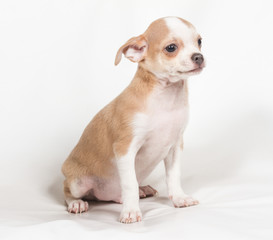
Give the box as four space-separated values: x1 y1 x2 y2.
0 0 273 239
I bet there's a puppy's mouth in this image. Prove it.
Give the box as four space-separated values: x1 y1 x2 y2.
177 67 203 75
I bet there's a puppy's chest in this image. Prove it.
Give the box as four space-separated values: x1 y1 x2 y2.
134 84 189 147
146 107 188 145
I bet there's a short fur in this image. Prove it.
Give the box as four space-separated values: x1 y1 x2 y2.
62 16 205 223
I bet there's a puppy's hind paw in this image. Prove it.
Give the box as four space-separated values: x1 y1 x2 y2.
139 185 158 198
68 200 89 214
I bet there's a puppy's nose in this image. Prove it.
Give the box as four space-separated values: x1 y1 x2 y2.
191 53 204 66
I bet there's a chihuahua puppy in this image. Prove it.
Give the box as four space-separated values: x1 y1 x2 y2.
62 16 205 223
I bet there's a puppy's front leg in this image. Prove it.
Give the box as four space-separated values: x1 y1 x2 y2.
164 139 199 208
115 143 142 224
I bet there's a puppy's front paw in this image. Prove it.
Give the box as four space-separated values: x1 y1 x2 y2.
119 208 142 224
169 195 199 208
68 199 89 214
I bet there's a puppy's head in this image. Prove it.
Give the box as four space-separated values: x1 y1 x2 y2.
115 17 205 82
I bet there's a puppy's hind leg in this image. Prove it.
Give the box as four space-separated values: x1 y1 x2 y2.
64 178 92 214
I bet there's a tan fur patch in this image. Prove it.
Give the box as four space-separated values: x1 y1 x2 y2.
143 18 170 60
62 66 157 182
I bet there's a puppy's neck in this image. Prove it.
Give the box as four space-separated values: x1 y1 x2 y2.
129 65 188 108
134 64 187 90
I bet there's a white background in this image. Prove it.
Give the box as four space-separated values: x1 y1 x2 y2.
0 0 273 239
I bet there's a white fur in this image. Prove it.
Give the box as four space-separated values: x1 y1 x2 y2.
135 80 189 182
165 17 195 46
114 137 143 223
163 139 199 208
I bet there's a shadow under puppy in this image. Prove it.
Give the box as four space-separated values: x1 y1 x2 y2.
62 16 205 224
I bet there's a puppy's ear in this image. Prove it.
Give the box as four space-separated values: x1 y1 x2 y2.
115 35 148 65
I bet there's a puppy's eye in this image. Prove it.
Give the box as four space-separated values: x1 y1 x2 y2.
198 38 202 46
165 44 177 53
